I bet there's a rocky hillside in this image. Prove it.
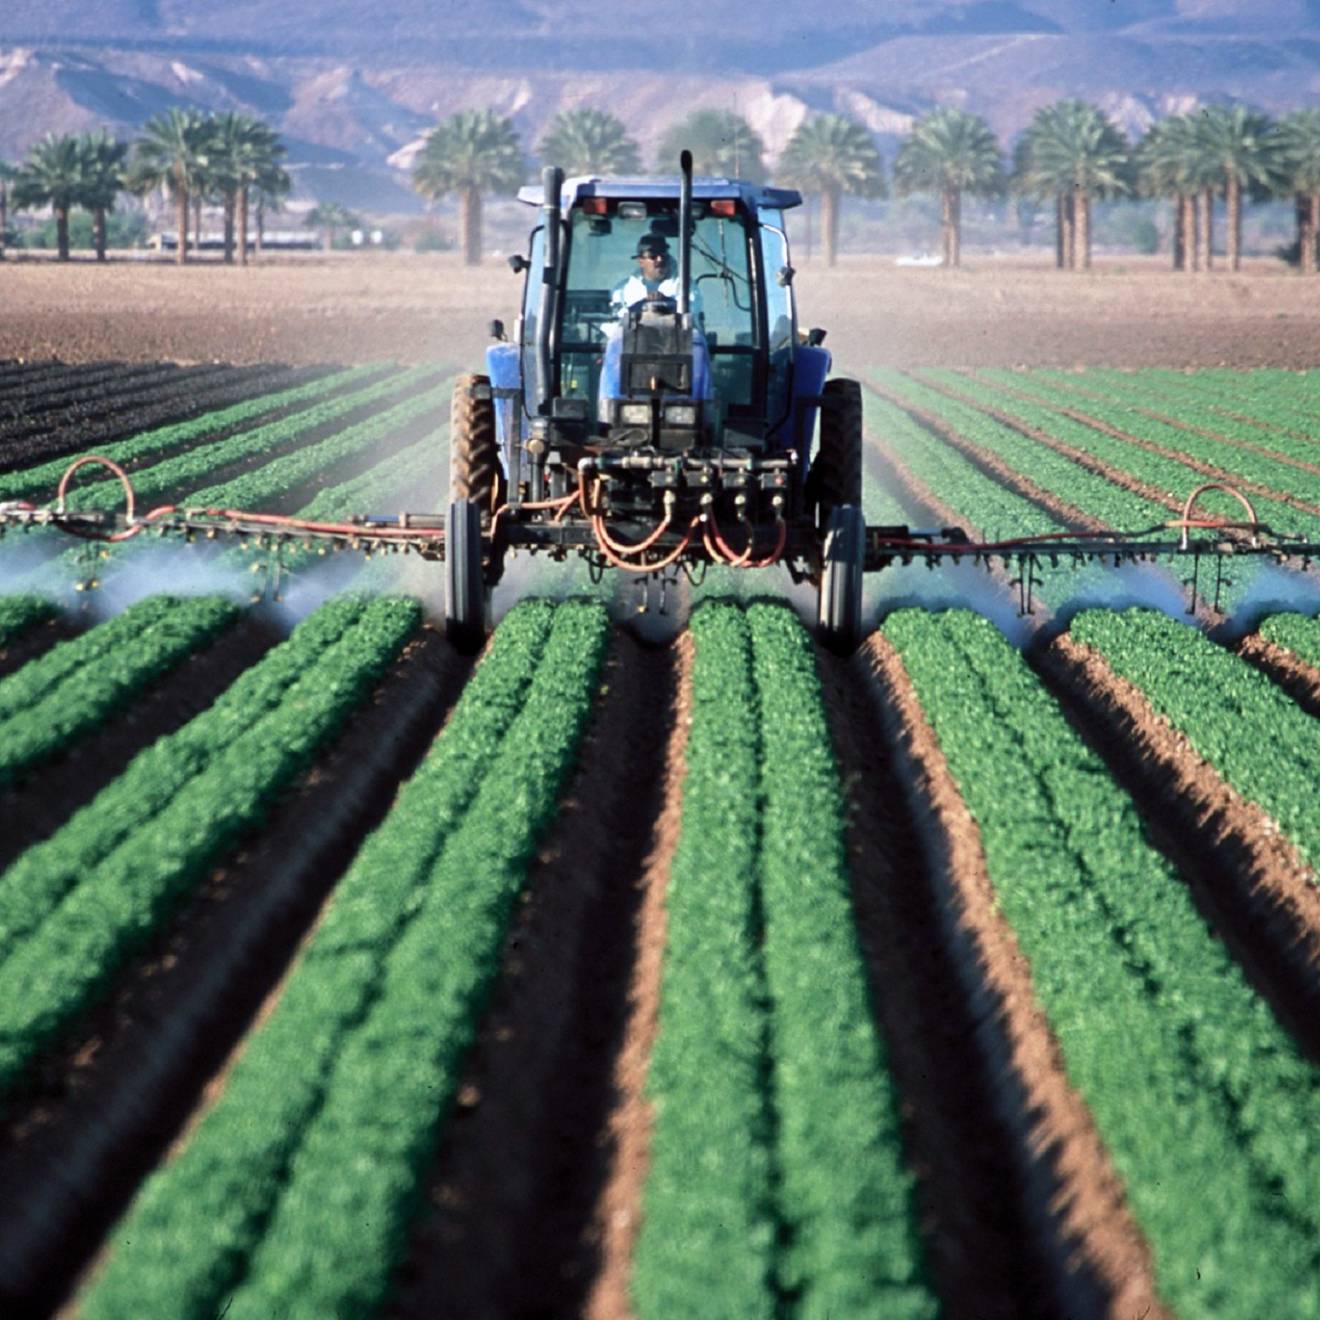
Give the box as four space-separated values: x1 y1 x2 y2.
2 1 1318 211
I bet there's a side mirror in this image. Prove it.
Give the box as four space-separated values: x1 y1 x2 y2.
805 326 827 347
776 264 795 287
507 253 529 274
488 318 507 342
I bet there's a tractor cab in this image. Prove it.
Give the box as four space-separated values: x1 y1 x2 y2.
489 171 818 463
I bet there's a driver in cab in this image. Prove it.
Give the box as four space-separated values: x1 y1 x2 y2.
610 233 702 324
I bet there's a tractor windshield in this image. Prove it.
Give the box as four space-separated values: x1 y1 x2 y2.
557 202 761 422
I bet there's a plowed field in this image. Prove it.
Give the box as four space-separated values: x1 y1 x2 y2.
3 361 1320 1318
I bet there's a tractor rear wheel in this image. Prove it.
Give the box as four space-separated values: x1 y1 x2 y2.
808 377 863 529
446 498 486 652
449 373 505 510
817 504 865 653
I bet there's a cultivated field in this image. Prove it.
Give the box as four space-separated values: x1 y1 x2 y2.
4 266 1320 1317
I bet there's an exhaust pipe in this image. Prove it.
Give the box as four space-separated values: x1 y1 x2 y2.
677 149 692 323
535 165 563 415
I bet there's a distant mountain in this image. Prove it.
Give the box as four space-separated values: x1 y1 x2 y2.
3 1 1319 213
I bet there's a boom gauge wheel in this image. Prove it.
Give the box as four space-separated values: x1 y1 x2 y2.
446 499 487 652
818 503 865 653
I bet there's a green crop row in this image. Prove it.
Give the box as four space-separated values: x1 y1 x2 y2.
747 603 935 1318
185 378 452 511
65 366 436 516
1072 608 1320 873
0 366 377 504
1032 369 1320 468
1108 367 1320 435
974 369 1320 508
1259 611 1320 667
0 593 54 647
0 596 367 963
886 607 1320 1317
80 600 609 1319
0 594 238 788
955 370 1320 538
0 595 420 1099
873 370 1167 532
634 602 935 1320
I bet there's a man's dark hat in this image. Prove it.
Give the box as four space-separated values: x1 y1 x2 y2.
633 234 670 257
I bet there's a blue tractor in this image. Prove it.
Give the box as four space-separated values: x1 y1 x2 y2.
445 150 867 650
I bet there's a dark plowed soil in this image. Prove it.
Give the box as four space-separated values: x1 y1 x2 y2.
0 627 471 1318
1038 633 1320 1063
0 362 174 419
833 635 1165 1320
0 613 84 683
388 630 683 1320
0 613 284 872
0 363 323 475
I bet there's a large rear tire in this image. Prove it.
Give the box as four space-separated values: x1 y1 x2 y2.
817 504 865 653
449 373 505 511
808 376 863 530
446 498 486 652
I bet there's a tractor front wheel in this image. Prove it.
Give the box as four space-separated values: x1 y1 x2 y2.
807 376 863 530
817 504 865 653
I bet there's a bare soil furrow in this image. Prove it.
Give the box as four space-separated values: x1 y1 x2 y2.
0 363 197 426
388 629 682 1320
0 628 470 1318
0 614 83 683
1037 634 1320 1063
852 634 1166 1320
0 613 284 873
1238 633 1320 721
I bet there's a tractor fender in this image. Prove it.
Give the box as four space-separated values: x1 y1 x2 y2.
484 341 521 449
789 344 832 472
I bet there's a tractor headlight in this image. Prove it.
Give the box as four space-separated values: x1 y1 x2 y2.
619 403 651 425
664 404 697 426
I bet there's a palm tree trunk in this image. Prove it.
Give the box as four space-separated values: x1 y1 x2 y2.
1172 196 1184 270
1078 192 1092 270
1055 193 1066 268
939 188 953 267
238 186 249 268
1198 187 1213 271
1183 194 1198 272
56 205 69 262
1309 194 1320 276
1065 190 1077 270
460 186 483 266
322 224 333 253
176 187 188 265
821 186 840 267
223 191 235 265
1 180 8 261
1226 174 1241 272
94 207 107 262
193 195 202 255
255 197 264 260
952 187 962 267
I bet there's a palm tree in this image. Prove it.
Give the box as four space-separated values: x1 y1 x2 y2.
11 133 85 261
539 107 641 174
306 202 359 251
1272 108 1320 274
252 166 291 261
894 107 1002 268
1137 116 1201 270
204 113 286 265
77 130 128 262
655 108 767 183
1193 104 1276 272
777 114 885 267
1016 101 1130 270
126 107 208 264
412 109 525 266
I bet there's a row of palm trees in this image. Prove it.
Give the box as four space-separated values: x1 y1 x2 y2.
0 109 288 264
411 101 1320 273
